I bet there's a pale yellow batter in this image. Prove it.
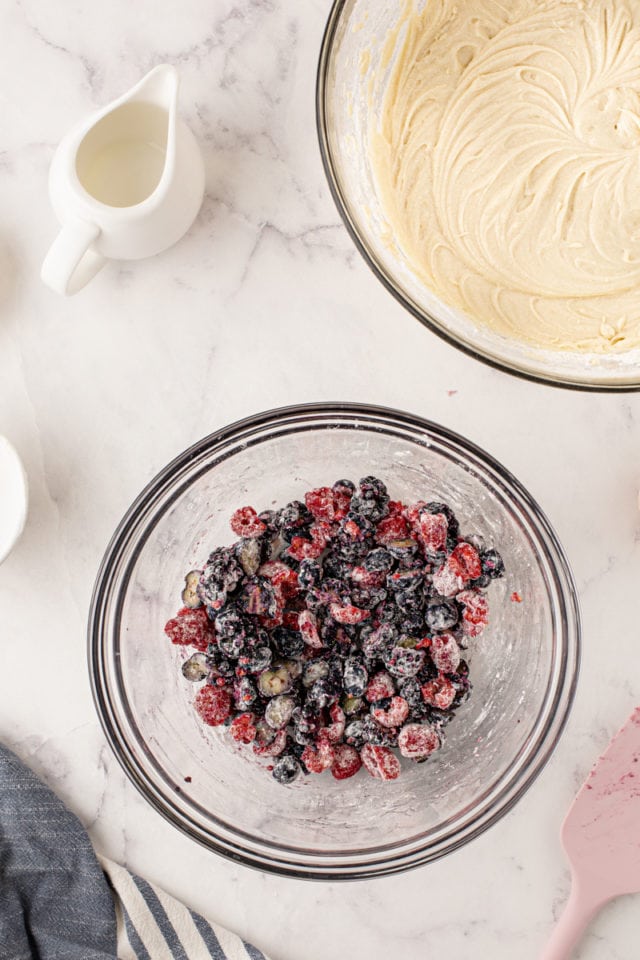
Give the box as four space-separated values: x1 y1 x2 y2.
371 0 640 352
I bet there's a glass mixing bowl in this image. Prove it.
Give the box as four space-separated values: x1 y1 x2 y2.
89 403 580 879
317 1 640 390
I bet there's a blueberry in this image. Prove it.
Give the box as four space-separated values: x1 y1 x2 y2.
322 554 353 581
272 755 301 785
399 677 423 711
361 715 398 747
302 659 330 688
480 548 505 580
342 694 364 716
343 657 368 698
258 666 293 697
384 645 426 678
344 720 366 748
349 586 387 610
386 539 420 564
297 558 323 589
265 694 295 729
272 627 305 658
181 570 202 609
361 623 398 658
235 538 267 578
306 678 337 709
395 589 424 615
364 548 395 573
242 645 272 674
181 652 208 682
425 600 459 632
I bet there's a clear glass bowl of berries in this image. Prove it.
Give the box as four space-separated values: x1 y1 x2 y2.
89 403 580 879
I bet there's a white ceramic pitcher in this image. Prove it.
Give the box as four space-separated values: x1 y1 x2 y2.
41 64 205 295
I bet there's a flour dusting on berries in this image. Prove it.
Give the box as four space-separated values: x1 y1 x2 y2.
164 477 505 784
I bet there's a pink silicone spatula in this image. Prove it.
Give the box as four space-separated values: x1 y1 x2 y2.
540 708 640 959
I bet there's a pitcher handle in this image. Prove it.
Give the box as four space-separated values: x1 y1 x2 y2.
41 220 106 295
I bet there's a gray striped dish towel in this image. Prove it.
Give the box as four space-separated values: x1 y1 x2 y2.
0 743 271 960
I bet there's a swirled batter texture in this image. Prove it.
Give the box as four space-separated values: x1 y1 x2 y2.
372 0 640 352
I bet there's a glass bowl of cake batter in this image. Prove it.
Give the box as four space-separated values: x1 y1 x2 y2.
317 0 640 389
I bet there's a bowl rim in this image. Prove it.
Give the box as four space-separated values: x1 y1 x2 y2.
315 0 640 392
88 401 581 880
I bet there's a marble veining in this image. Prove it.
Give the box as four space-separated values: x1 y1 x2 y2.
1 1 640 958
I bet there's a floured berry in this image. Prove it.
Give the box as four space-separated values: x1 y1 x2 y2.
361 744 401 781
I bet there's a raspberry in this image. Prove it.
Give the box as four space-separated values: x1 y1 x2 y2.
258 561 299 599
332 490 352 520
302 739 335 773
418 512 448 553
449 542 482 581
329 603 371 624
253 728 287 757
230 506 267 538
365 671 396 702
398 723 440 760
375 515 410 544
298 609 323 649
321 703 346 742
421 675 456 710
230 712 257 743
194 685 232 726
351 565 386 587
282 609 302 630
331 744 362 780
164 607 215 652
287 535 324 561
310 521 333 548
432 557 465 597
372 696 409 728
305 487 337 521
430 633 461 674
361 744 401 781
386 500 405 516
457 589 489 638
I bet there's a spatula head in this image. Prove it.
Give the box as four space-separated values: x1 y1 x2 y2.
561 708 640 900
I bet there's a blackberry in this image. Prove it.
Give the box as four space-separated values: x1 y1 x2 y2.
218 632 246 659
358 475 389 501
349 494 389 523
198 547 243 606
278 500 313 539
306 678 337 709
333 479 356 495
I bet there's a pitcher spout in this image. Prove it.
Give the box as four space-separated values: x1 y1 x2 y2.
126 64 178 113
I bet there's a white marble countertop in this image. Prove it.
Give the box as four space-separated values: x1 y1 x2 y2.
1 1 640 958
